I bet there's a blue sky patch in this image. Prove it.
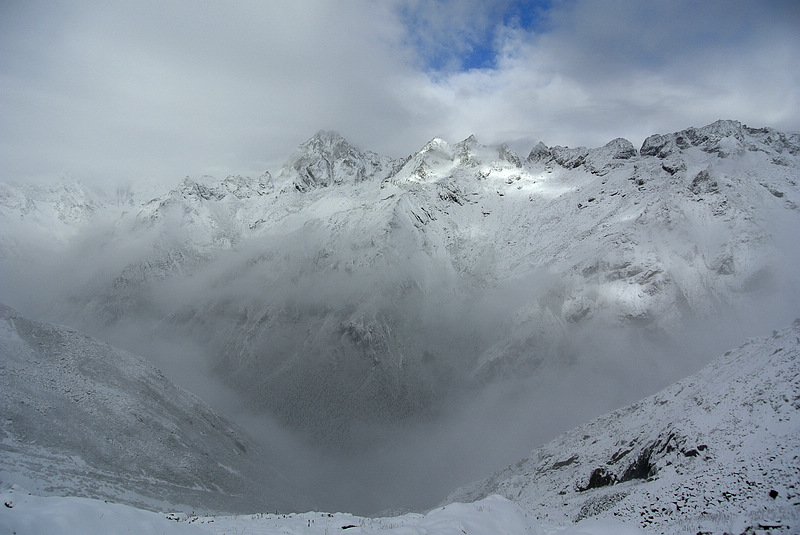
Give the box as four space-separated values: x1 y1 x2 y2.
398 0 554 73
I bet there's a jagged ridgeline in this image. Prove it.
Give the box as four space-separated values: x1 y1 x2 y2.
1 120 799 447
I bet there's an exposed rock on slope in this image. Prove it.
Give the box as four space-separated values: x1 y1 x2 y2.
447 320 800 534
0 304 302 514
640 119 800 159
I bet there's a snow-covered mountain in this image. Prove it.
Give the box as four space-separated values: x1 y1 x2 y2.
447 319 800 534
0 179 160 254
1 120 800 530
0 304 303 514
1 120 799 450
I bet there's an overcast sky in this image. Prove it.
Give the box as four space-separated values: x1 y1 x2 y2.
2 0 799 187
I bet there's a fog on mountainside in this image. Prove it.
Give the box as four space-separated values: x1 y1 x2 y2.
1 120 799 514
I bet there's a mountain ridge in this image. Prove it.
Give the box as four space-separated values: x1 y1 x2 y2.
2 119 796 225
1 119 799 450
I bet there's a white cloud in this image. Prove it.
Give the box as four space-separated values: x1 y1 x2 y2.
1 0 798 186
411 0 800 149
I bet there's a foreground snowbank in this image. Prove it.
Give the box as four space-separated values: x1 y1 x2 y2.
0 488 641 535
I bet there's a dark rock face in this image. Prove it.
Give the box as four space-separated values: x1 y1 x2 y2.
619 447 655 482
550 146 589 168
579 468 614 491
578 442 656 492
499 144 522 168
552 455 579 469
689 170 719 195
281 130 394 192
661 157 686 175
526 141 552 163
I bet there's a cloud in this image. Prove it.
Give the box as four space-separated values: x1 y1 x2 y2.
1 1 798 187
409 0 800 149
0 1 415 183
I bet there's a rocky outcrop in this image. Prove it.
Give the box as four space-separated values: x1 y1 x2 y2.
277 130 396 192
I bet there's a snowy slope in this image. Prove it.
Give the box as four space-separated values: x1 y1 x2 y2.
0 304 302 514
0 489 648 535
447 320 800 534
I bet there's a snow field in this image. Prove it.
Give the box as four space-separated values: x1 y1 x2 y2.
0 489 643 535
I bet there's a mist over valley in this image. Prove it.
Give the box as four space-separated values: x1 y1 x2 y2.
2 120 799 520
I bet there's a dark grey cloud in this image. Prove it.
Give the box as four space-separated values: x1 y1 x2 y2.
1 0 798 186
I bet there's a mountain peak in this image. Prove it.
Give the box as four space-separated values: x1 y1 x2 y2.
526 141 551 163
422 137 451 152
498 143 522 168
460 134 479 146
298 129 352 153
278 131 394 192
312 128 343 139
602 137 637 157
